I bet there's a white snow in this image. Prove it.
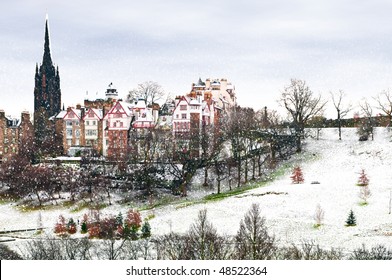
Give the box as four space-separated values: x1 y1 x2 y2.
1 127 392 253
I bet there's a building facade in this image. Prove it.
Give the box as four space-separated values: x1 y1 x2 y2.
0 111 34 162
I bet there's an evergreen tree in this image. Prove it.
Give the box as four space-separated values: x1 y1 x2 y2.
291 166 304 184
116 212 123 227
141 221 151 238
346 210 357 227
81 213 88 234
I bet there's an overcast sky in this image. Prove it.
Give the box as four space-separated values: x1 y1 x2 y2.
2 0 392 118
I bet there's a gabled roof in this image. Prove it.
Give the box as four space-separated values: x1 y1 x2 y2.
105 101 134 118
56 110 67 119
173 95 191 112
83 108 103 120
62 108 81 120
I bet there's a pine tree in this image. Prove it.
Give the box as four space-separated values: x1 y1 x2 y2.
141 221 151 238
357 169 369 186
346 210 357 227
81 213 88 234
116 212 123 227
291 166 304 184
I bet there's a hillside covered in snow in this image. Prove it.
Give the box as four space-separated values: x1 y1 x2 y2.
1 127 392 255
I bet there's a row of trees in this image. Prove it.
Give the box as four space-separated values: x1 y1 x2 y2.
2 204 391 260
2 78 391 204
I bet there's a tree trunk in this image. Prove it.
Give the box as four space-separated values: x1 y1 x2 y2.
228 163 232 191
338 109 342 140
252 157 256 180
237 159 242 188
258 154 262 177
203 166 209 187
296 136 302 153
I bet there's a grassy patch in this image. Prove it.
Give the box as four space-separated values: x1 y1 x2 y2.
359 201 368 206
17 204 57 212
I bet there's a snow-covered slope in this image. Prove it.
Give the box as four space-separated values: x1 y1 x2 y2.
149 127 392 252
1 127 392 252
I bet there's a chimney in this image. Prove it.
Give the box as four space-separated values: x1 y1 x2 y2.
21 111 31 123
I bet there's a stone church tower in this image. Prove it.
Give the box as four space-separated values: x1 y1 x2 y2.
33 16 61 154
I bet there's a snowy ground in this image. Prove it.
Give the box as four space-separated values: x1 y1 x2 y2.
1 127 392 253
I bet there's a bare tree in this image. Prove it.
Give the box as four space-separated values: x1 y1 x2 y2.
313 204 325 227
358 100 375 141
374 89 392 127
187 209 231 260
280 79 327 152
234 203 275 260
331 90 352 140
127 81 166 106
359 185 372 205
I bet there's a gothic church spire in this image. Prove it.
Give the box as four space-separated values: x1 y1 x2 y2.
43 16 53 68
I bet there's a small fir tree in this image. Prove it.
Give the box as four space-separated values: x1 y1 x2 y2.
357 169 369 186
81 213 88 234
291 166 304 184
116 212 123 227
346 210 357 227
141 221 151 238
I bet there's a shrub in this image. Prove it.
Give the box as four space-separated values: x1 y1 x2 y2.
54 215 67 235
88 222 101 239
67 218 77 234
350 244 392 260
125 209 142 229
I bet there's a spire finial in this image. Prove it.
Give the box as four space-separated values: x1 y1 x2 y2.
43 15 52 66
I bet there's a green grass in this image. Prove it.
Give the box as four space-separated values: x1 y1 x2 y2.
17 204 58 212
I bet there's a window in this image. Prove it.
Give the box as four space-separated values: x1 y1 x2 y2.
120 122 123 127
66 128 72 137
113 122 117 127
86 130 97 136
66 121 73 126
93 121 96 125
181 114 187 119
86 121 90 126
180 105 187 110
67 139 72 146
176 114 179 119
75 129 80 138
75 121 79 126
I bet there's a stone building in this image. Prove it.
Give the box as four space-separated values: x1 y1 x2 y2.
0 111 33 162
